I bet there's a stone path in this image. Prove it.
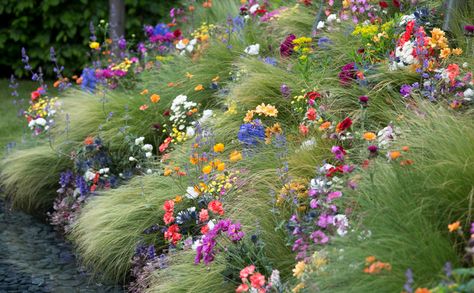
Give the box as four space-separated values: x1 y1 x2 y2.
0 199 124 293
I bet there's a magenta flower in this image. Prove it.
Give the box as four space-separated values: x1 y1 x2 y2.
310 230 329 244
280 34 296 57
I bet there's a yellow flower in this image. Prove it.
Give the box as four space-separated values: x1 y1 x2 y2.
243 110 254 122
186 72 193 79
216 162 225 171
292 283 305 293
202 165 212 174
89 42 100 49
292 261 306 279
452 48 463 56
174 195 183 203
150 94 160 103
213 143 225 153
195 84 204 91
363 132 377 141
140 89 149 95
164 168 172 176
448 221 461 232
229 150 243 162
439 48 451 59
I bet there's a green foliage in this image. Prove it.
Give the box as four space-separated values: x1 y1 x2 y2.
0 0 177 78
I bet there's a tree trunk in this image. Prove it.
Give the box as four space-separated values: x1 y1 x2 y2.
109 0 125 56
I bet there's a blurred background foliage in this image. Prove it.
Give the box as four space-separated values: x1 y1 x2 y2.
0 0 178 78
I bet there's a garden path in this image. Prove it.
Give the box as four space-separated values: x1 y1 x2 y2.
0 199 123 293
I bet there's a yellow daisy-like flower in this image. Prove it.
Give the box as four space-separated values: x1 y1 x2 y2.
89 42 100 49
202 165 212 174
292 261 306 279
213 143 225 153
229 150 243 162
363 132 377 141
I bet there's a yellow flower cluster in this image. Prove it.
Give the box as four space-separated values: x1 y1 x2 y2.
111 58 133 71
292 37 312 61
28 97 58 118
206 171 239 196
191 22 216 42
170 127 188 143
265 123 282 144
243 103 278 122
276 179 307 209
427 28 463 59
352 21 394 41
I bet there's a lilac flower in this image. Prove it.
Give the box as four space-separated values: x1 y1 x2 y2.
280 84 291 98
118 37 127 50
9 75 19 97
400 84 412 97
317 213 333 228
318 37 331 49
403 268 414 293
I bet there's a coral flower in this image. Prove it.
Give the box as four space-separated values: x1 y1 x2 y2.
84 136 94 145
163 200 174 213
235 283 249 293
199 209 209 222
389 151 401 160
415 289 431 293
140 89 149 95
319 121 331 131
448 221 461 232
208 200 224 215
239 265 255 279
139 104 149 111
150 94 160 103
306 108 317 121
366 256 376 263
299 124 309 136
363 132 376 141
213 143 225 153
249 272 265 289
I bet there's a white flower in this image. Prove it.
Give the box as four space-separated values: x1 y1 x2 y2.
207 219 216 230
333 214 349 236
146 169 152 174
327 14 337 23
186 126 195 138
199 109 213 124
142 144 153 152
85 170 95 181
145 152 152 158
300 138 316 150
270 270 281 288
35 118 47 126
316 21 325 29
28 120 36 128
104 168 110 173
462 62 468 68
135 137 145 145
249 4 259 14
463 88 474 101
244 44 260 55
192 238 203 251
129 156 136 161
99 168 105 174
185 186 199 199
176 40 186 50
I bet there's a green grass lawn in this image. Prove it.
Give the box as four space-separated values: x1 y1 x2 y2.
0 79 57 156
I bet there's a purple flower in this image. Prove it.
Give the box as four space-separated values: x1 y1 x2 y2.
310 199 319 209
464 25 474 35
317 213 333 228
280 84 291 98
367 145 378 153
310 230 329 244
118 37 127 50
470 222 474 234
280 34 296 57
327 191 342 202
331 145 346 161
338 62 357 86
400 84 412 97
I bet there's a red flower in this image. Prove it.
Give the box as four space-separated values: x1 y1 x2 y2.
336 117 352 133
249 272 265 289
236 283 249 293
239 265 255 280
446 63 460 86
31 90 41 101
200 225 209 234
208 200 224 215
306 107 317 121
326 165 344 177
163 212 175 224
164 224 181 244
392 0 400 8
163 199 175 213
379 1 388 8
305 91 321 100
159 137 172 153
173 29 182 38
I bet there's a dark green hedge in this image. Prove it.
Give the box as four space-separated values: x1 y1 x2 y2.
0 0 177 78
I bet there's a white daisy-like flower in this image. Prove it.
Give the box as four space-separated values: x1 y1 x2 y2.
244 44 260 55
135 137 145 145
185 186 199 199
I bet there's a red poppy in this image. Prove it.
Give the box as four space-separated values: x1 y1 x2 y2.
379 1 388 8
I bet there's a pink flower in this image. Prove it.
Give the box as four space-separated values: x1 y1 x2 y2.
236 283 249 293
199 209 209 222
299 124 309 136
306 107 317 121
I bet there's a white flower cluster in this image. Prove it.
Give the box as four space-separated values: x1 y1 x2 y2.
169 95 198 140
377 124 401 148
316 13 340 30
134 136 154 158
84 167 110 182
391 41 416 70
176 38 198 54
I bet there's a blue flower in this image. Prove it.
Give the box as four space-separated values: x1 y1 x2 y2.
153 23 170 36
80 68 97 92
238 119 265 146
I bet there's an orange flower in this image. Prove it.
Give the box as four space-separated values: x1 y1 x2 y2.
230 150 243 162
174 195 183 203
439 48 451 59
319 121 331 131
213 143 225 153
190 155 199 165
212 76 220 82
243 110 255 122
452 48 463 56
140 89 149 95
216 162 225 171
363 132 376 141
365 256 376 264
76 77 83 84
84 136 94 145
139 104 149 111
203 0 212 8
164 168 172 176
414 288 431 293
188 5 195 11
202 165 212 174
195 84 204 91
150 94 160 103
448 221 461 232
53 80 61 88
400 159 414 166
402 146 409 152
389 151 401 160
168 82 175 87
